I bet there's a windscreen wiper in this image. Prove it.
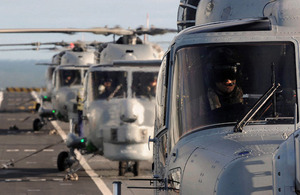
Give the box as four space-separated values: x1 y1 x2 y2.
234 83 280 132
107 84 122 100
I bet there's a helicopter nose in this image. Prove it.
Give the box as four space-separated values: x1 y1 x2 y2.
120 114 137 123
120 99 144 124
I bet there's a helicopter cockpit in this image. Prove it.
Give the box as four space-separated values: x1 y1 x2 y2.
171 42 296 139
88 68 158 101
132 72 157 99
57 69 82 87
89 71 127 100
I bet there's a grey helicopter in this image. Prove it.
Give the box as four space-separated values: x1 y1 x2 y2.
137 0 300 194
33 41 99 131
74 60 160 177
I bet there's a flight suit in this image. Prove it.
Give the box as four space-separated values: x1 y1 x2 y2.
207 86 243 110
77 88 84 137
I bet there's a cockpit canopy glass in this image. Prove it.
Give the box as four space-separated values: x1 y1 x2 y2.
58 69 81 87
90 71 127 100
173 42 296 138
132 72 157 98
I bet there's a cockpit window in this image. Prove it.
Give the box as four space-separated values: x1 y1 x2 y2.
172 42 296 139
132 72 157 99
90 71 127 100
59 69 81 87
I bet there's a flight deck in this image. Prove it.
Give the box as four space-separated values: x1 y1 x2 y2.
0 90 153 195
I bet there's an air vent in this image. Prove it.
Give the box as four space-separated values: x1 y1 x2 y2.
126 50 134 53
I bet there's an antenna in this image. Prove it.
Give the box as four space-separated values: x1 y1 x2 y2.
144 13 149 42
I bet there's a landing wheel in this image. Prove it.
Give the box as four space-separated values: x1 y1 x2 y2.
57 151 70 171
118 161 126 176
33 118 43 131
35 103 41 112
133 161 139 176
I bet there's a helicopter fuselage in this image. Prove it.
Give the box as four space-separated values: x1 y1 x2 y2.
153 0 300 193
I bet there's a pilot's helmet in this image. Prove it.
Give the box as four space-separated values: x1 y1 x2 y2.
105 78 113 84
208 47 240 83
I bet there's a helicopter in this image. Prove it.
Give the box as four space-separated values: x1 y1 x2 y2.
146 0 300 194
31 41 99 131
62 61 161 177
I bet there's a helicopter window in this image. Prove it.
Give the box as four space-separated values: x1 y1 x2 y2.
53 71 58 89
155 55 169 132
171 42 297 140
58 69 81 87
132 72 158 99
90 71 127 100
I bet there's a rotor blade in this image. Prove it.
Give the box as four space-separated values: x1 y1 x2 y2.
0 42 41 47
0 26 177 36
135 27 177 35
0 41 70 47
36 63 59 66
0 47 59 51
0 27 134 36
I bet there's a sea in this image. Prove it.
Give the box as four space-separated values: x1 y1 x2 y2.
0 60 47 90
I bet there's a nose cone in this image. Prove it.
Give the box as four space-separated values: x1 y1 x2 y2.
120 100 144 124
57 88 76 107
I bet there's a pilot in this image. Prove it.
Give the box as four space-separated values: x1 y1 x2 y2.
76 87 84 137
65 73 78 86
65 75 73 85
98 79 113 99
146 77 157 98
207 47 243 110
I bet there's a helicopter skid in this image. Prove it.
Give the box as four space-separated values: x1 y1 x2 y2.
103 142 152 161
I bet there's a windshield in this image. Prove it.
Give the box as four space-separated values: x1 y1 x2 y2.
90 71 127 100
58 69 81 87
172 42 297 137
132 72 157 98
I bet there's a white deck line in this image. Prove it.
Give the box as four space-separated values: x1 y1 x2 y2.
30 91 112 195
51 121 112 195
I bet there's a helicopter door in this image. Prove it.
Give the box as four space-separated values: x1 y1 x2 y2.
52 69 59 90
154 55 170 179
83 71 89 105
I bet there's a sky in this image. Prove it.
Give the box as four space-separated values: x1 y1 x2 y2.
0 0 179 60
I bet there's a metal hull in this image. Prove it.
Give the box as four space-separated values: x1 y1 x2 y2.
165 125 294 194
